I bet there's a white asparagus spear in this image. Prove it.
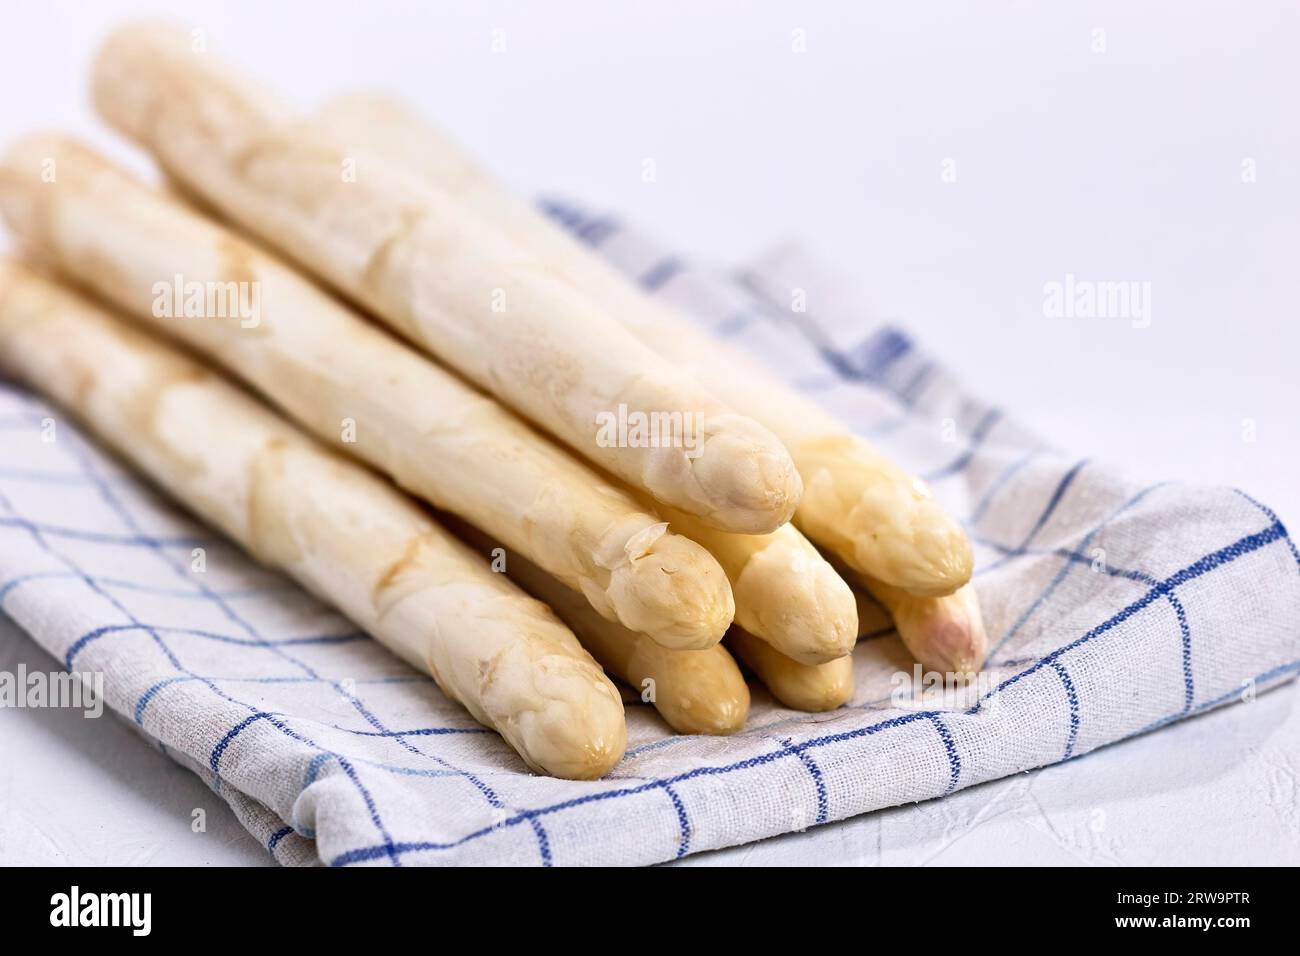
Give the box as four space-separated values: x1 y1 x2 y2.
725 629 855 712
649 500 858 665
861 579 987 674
0 260 626 779
0 134 735 651
850 582 898 637
509 560 751 736
309 98 975 673
450 521 750 735
827 549 987 673
91 21 803 535
310 93 974 597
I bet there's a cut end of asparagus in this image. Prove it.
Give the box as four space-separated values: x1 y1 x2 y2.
607 532 736 650
482 644 628 780
735 544 859 665
1 133 151 273
92 21 187 143
689 414 803 533
93 20 288 153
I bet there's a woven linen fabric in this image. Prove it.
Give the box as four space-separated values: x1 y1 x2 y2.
2 213 1298 868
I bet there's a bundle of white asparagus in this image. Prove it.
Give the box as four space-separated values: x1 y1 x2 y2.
0 260 626 780
0 19 986 779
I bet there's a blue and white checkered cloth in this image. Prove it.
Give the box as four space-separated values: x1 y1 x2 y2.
2 208 1298 866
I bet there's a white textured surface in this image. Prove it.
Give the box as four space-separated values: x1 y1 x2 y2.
0 614 274 866
686 679 1300 866
1 1 1295 865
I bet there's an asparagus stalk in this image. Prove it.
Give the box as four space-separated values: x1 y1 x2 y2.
650 501 858 665
862 579 988 674
452 522 751 736
726 629 855 712
0 134 735 650
0 260 626 779
91 21 804 535
515 564 751 736
306 92 975 598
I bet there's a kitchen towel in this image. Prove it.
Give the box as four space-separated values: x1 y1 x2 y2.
1 210 1297 866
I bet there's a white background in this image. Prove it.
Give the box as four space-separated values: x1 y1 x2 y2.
1 1 1296 865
